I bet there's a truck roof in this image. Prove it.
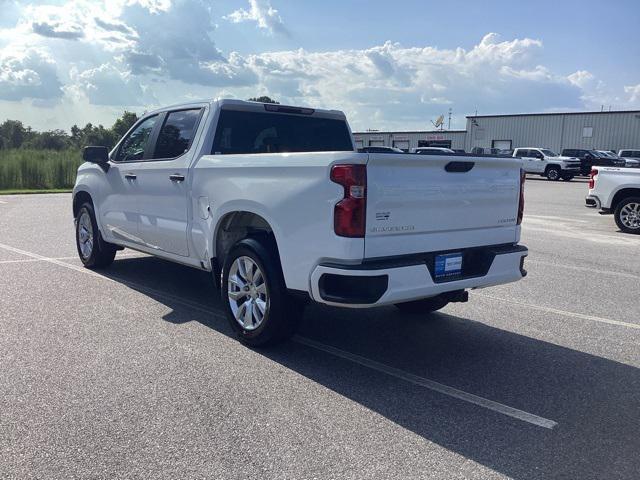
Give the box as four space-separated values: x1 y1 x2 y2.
144 98 347 120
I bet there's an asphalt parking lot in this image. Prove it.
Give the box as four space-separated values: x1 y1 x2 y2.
1 177 639 479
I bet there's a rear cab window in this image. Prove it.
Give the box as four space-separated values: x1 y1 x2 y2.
212 109 353 154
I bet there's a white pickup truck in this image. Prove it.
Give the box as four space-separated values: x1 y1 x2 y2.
73 99 528 346
586 167 640 234
513 147 581 181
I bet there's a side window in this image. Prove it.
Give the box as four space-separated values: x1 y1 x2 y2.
153 109 202 159
516 149 528 157
114 116 158 162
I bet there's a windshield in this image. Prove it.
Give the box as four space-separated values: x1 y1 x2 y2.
540 149 558 157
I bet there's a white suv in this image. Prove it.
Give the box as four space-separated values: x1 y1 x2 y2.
513 148 582 181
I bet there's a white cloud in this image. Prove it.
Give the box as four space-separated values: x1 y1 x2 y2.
0 0 636 132
0 47 63 101
118 0 229 84
225 0 287 36
69 63 153 106
236 35 583 129
624 84 640 104
568 70 595 88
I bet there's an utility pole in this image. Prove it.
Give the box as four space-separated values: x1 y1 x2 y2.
448 108 452 130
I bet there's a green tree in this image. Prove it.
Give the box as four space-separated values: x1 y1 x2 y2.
23 129 70 151
248 96 279 104
112 111 139 139
0 120 27 149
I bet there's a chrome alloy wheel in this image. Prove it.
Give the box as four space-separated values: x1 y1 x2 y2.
227 256 269 331
620 202 640 229
77 211 94 259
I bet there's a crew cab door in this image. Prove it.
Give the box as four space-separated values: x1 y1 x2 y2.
100 115 160 245
528 150 547 173
515 149 536 173
134 107 204 257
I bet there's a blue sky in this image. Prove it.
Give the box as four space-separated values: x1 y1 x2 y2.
1 0 639 131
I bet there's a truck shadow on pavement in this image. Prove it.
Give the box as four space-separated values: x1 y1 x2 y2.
102 255 640 480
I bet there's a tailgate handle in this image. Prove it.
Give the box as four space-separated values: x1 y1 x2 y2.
445 161 475 173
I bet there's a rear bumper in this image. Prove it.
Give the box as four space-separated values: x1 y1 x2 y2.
309 244 528 308
585 195 601 209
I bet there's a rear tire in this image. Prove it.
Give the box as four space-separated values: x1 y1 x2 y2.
394 295 449 315
221 237 304 347
75 202 116 268
614 197 640 234
546 167 561 181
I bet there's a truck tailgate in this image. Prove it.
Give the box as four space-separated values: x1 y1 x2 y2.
364 154 521 258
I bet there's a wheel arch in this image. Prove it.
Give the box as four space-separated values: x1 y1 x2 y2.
72 190 94 217
212 208 285 285
610 188 640 211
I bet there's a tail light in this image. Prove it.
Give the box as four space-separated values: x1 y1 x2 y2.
330 164 367 237
517 169 525 225
588 168 598 189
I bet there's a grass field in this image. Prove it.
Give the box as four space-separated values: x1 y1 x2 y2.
0 149 82 191
0 189 72 195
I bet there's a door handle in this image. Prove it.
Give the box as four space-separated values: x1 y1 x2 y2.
124 173 137 180
169 174 185 182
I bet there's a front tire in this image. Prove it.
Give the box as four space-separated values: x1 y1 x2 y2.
75 202 116 268
614 197 640 234
546 167 561 181
221 237 304 347
394 295 449 315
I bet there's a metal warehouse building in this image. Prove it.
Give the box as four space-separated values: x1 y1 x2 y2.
353 130 467 151
354 110 640 153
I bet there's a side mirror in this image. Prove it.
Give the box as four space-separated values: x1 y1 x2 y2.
83 146 110 164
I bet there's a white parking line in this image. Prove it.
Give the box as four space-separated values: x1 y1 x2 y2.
473 292 640 330
0 252 145 265
0 258 42 264
0 200 7 204
0 241 558 430
526 258 640 281
294 336 557 429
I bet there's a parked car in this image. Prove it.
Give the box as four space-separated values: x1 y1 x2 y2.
471 147 501 155
596 150 632 167
618 149 640 159
358 146 404 153
412 147 456 155
618 149 640 168
513 148 581 181
73 99 527 346
586 167 640 234
623 158 640 168
561 149 625 175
